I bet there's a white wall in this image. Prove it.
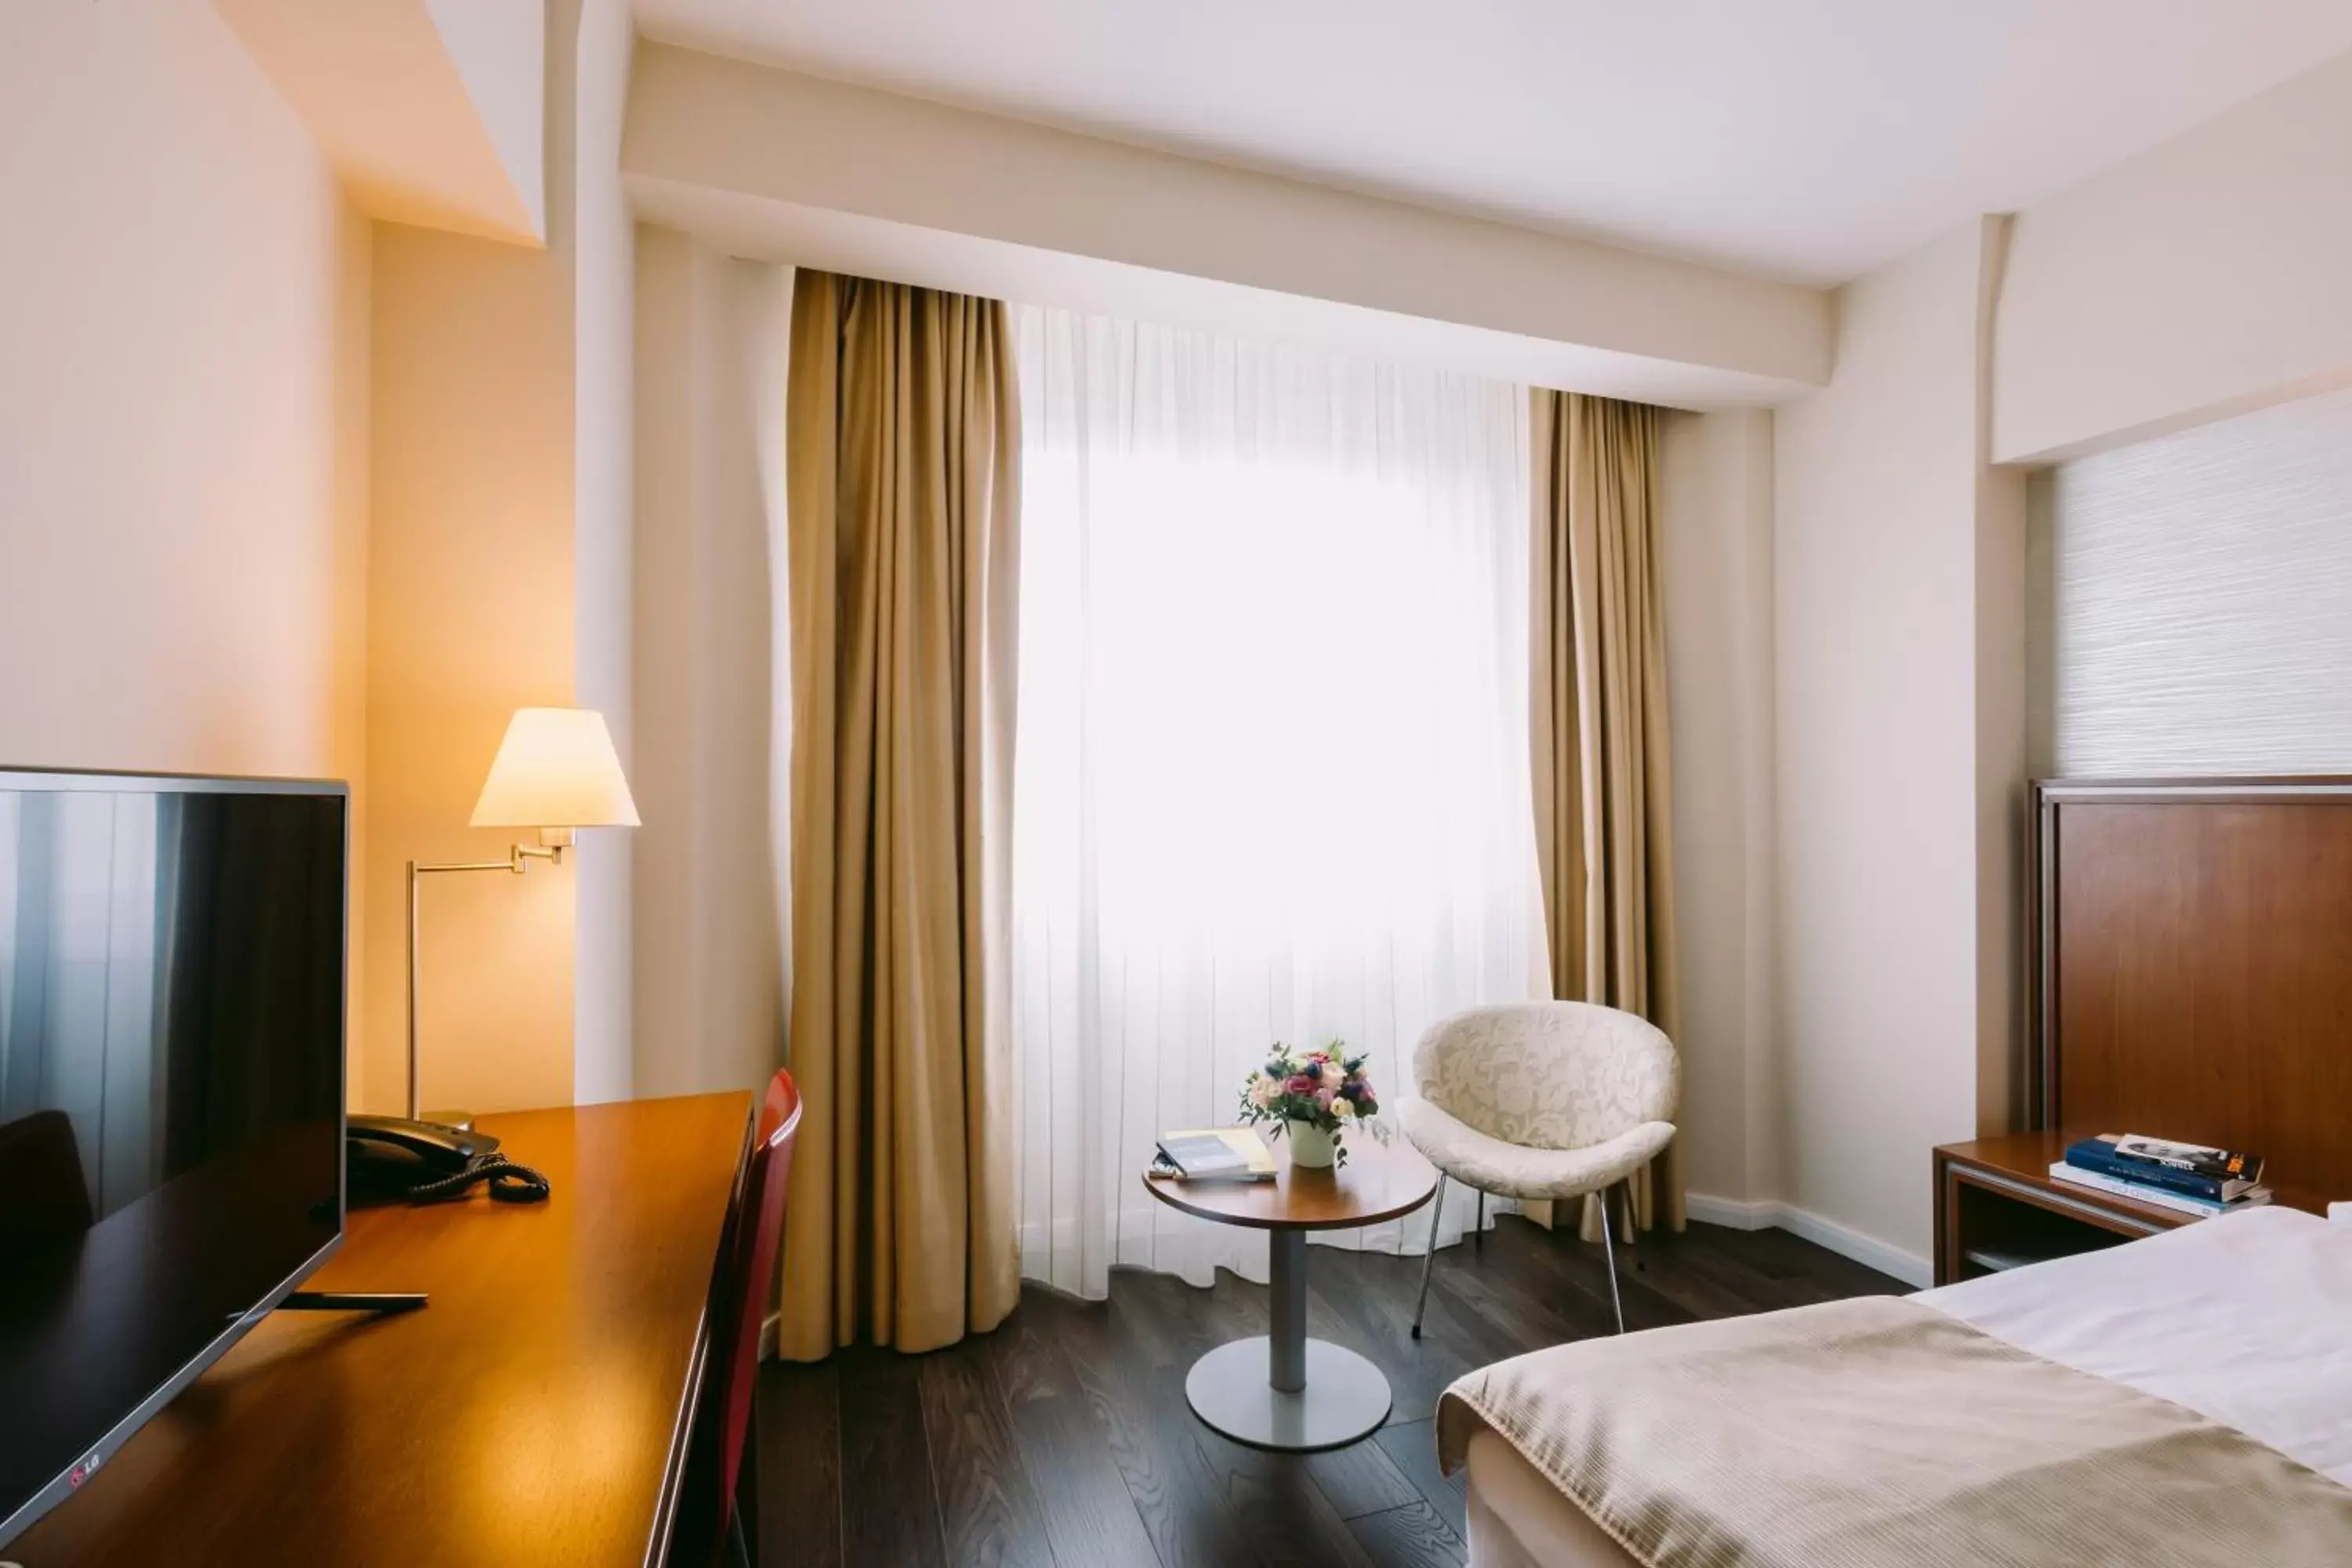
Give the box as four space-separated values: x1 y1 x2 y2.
214 0 546 245
0 0 372 1080
1657 410 1780 1208
571 0 637 1104
1771 220 2022 1276
366 219 579 1116
1752 52 2352 1279
362 0 636 1116
1972 222 2027 1140
1994 49 2352 463
631 229 790 1100
1 1 370 780
33 0 638 1117
425 0 550 238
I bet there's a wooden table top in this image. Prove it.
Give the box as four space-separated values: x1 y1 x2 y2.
1142 1126 1439 1231
9 1092 753 1568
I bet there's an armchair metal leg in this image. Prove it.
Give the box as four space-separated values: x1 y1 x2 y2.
1599 1192 1626 1335
1410 1172 1449 1339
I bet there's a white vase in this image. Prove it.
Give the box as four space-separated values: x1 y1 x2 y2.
1287 1121 1336 1169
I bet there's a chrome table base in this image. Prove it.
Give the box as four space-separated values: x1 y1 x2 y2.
1181 1230 1392 1451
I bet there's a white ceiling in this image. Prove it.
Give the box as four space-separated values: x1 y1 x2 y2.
631 0 2352 285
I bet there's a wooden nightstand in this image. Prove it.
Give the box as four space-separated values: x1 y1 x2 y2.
1933 1131 2325 1286
1934 1131 2184 1287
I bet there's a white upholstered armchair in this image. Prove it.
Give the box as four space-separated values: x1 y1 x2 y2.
1401 1001 1679 1336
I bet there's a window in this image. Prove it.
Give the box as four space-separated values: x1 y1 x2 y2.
1011 309 1545 1293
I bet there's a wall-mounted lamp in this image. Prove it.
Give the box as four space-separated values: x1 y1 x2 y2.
405 707 640 1126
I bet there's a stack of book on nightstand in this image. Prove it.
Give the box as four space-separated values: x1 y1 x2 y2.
2051 1133 2272 1219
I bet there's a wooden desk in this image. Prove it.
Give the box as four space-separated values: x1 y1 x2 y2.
1933 1130 2321 1287
10 1092 753 1568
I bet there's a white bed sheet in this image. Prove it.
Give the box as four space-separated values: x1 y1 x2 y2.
1922 1203 2352 1486
1461 1204 2352 1566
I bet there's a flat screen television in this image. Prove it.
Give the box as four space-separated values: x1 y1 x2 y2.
0 769 347 1549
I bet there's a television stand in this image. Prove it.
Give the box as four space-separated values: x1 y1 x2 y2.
278 1292 427 1314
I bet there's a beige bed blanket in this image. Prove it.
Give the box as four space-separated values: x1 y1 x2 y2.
1436 1294 2352 1567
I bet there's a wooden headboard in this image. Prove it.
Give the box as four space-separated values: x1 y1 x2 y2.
2031 778 2352 1206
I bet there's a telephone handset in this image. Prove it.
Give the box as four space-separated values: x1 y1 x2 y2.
347 1115 550 1203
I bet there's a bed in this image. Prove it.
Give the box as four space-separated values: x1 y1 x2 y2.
1439 1213 2352 1561
1441 779 2352 1565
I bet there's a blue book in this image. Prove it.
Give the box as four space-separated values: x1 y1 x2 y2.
2047 1163 2265 1218
2063 1137 2256 1203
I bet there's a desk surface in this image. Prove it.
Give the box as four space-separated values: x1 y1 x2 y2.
10 1092 753 1568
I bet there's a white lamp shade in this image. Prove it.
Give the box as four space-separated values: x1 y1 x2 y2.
470 708 641 829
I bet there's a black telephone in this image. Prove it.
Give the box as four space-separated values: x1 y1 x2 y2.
347 1116 550 1204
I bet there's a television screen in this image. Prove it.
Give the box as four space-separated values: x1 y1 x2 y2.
0 771 347 1548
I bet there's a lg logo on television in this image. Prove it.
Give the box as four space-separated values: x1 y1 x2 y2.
67 1446 105 1488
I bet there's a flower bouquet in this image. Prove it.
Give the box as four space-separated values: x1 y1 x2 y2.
1238 1042 1388 1168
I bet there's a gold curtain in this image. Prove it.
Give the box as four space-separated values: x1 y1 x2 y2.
777 270 1022 1359
1530 390 1686 1239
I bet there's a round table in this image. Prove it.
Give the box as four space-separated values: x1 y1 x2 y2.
1142 1129 1439 1452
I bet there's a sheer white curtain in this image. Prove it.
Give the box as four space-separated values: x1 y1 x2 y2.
1010 307 1548 1297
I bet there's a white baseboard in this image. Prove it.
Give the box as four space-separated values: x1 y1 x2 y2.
1683 1191 1933 1289
1772 1204 1933 1289
1682 1192 1777 1231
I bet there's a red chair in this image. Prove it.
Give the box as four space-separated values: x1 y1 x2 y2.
702 1069 802 1566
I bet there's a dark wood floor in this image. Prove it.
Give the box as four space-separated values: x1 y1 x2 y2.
753 1215 1905 1568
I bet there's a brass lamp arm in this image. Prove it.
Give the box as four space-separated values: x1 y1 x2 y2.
403 830 574 1120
